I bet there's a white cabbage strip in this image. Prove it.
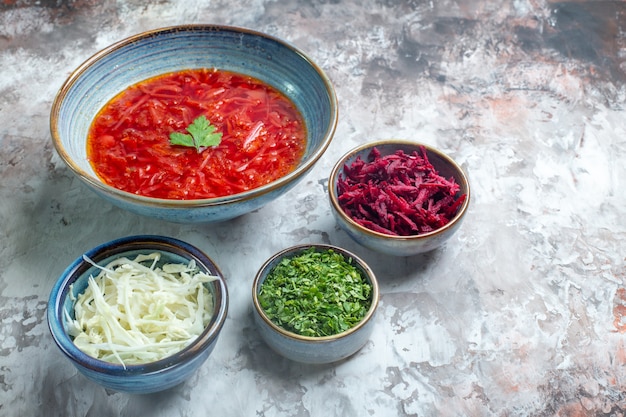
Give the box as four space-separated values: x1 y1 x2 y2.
65 252 217 368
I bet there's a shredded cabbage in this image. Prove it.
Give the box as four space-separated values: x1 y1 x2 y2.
65 252 217 368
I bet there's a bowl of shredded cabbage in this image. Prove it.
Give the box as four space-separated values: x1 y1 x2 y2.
47 235 228 394
252 244 379 364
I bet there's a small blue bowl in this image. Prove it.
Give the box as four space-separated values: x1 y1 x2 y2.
251 244 379 364
47 235 228 394
328 140 470 256
50 25 337 223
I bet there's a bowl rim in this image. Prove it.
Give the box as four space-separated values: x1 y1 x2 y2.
46 235 229 374
49 24 338 209
328 139 471 241
252 243 379 342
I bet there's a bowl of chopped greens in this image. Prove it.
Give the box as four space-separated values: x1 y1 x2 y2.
328 140 470 256
47 235 228 394
252 244 379 364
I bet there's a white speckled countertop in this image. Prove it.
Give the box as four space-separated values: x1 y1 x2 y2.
2 0 626 415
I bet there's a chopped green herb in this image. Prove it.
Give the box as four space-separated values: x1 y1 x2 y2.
169 115 222 152
258 247 373 337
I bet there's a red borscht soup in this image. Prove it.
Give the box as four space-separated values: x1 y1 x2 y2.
87 68 307 199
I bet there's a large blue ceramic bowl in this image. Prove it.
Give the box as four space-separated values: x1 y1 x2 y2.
47 235 228 394
328 140 470 256
251 244 379 364
50 25 337 223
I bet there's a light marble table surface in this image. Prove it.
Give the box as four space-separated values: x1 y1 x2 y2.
1 0 626 416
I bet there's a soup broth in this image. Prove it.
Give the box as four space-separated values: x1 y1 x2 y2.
87 68 307 199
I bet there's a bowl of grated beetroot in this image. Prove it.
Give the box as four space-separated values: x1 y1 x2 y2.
328 140 470 256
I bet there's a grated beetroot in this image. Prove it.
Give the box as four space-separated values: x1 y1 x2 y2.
337 146 467 236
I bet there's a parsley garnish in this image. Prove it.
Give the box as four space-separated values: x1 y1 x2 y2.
258 248 373 337
169 115 222 152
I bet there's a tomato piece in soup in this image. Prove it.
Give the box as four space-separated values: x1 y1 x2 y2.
87 68 307 199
